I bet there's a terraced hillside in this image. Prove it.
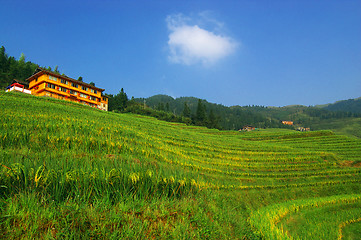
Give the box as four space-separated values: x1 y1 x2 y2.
1 91 361 239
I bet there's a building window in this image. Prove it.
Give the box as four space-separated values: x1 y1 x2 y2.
90 96 97 101
90 89 98 94
71 82 78 88
80 93 87 98
49 76 57 81
61 79 68 85
102 97 107 101
47 83 56 89
82 86 87 91
59 86 67 92
69 90 77 95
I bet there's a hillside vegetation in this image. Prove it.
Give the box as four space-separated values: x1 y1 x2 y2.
0 46 38 89
321 97 361 114
0 46 84 90
135 95 361 138
1 91 361 239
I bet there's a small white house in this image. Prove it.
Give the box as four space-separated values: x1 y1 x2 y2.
6 82 31 94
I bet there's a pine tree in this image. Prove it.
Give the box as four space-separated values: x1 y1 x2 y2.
0 46 9 88
195 99 207 125
118 88 128 111
157 102 165 111
107 88 128 112
182 102 191 118
207 109 220 129
54 65 60 74
19 53 26 63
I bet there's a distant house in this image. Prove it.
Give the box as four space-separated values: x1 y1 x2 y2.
26 68 108 111
240 125 256 131
6 79 31 94
297 127 310 132
10 79 29 88
282 121 294 125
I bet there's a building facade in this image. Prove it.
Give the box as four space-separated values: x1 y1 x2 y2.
282 121 294 125
27 68 108 111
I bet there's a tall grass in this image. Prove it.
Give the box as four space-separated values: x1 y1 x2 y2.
1 91 361 239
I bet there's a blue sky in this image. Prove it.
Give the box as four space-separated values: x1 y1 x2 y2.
1 0 360 107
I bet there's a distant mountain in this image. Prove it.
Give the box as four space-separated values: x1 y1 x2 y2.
134 95 288 130
321 97 361 114
134 95 361 138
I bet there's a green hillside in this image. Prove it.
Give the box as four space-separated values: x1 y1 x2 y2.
253 105 361 138
1 91 361 239
134 95 291 130
321 97 361 114
134 95 361 138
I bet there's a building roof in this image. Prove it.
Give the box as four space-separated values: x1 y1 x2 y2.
11 79 29 86
26 68 105 92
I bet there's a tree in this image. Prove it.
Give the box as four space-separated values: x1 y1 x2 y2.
0 46 9 88
19 53 26 63
54 65 60 74
182 102 191 118
157 102 165 111
0 46 7 60
195 99 207 125
207 109 220 129
78 76 83 82
89 82 95 86
119 88 129 110
109 88 129 112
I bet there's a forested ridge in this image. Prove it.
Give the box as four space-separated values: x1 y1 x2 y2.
132 95 361 134
322 98 361 114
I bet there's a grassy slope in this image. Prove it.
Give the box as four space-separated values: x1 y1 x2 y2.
255 105 361 139
310 117 361 139
1 91 361 239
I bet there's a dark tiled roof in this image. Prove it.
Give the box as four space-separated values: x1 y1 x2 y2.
12 79 29 86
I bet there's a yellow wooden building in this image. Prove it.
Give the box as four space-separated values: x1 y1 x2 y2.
27 68 108 111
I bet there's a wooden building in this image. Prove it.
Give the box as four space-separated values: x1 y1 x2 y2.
297 127 310 132
26 68 108 111
240 126 256 131
282 121 294 126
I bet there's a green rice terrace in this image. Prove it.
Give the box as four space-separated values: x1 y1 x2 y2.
1 91 361 239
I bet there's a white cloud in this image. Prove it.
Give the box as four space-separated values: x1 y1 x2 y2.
166 13 238 66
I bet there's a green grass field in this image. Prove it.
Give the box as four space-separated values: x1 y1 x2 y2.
1 91 361 239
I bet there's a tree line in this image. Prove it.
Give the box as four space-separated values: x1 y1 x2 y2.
0 46 38 89
128 94 361 131
132 95 290 130
0 46 92 89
